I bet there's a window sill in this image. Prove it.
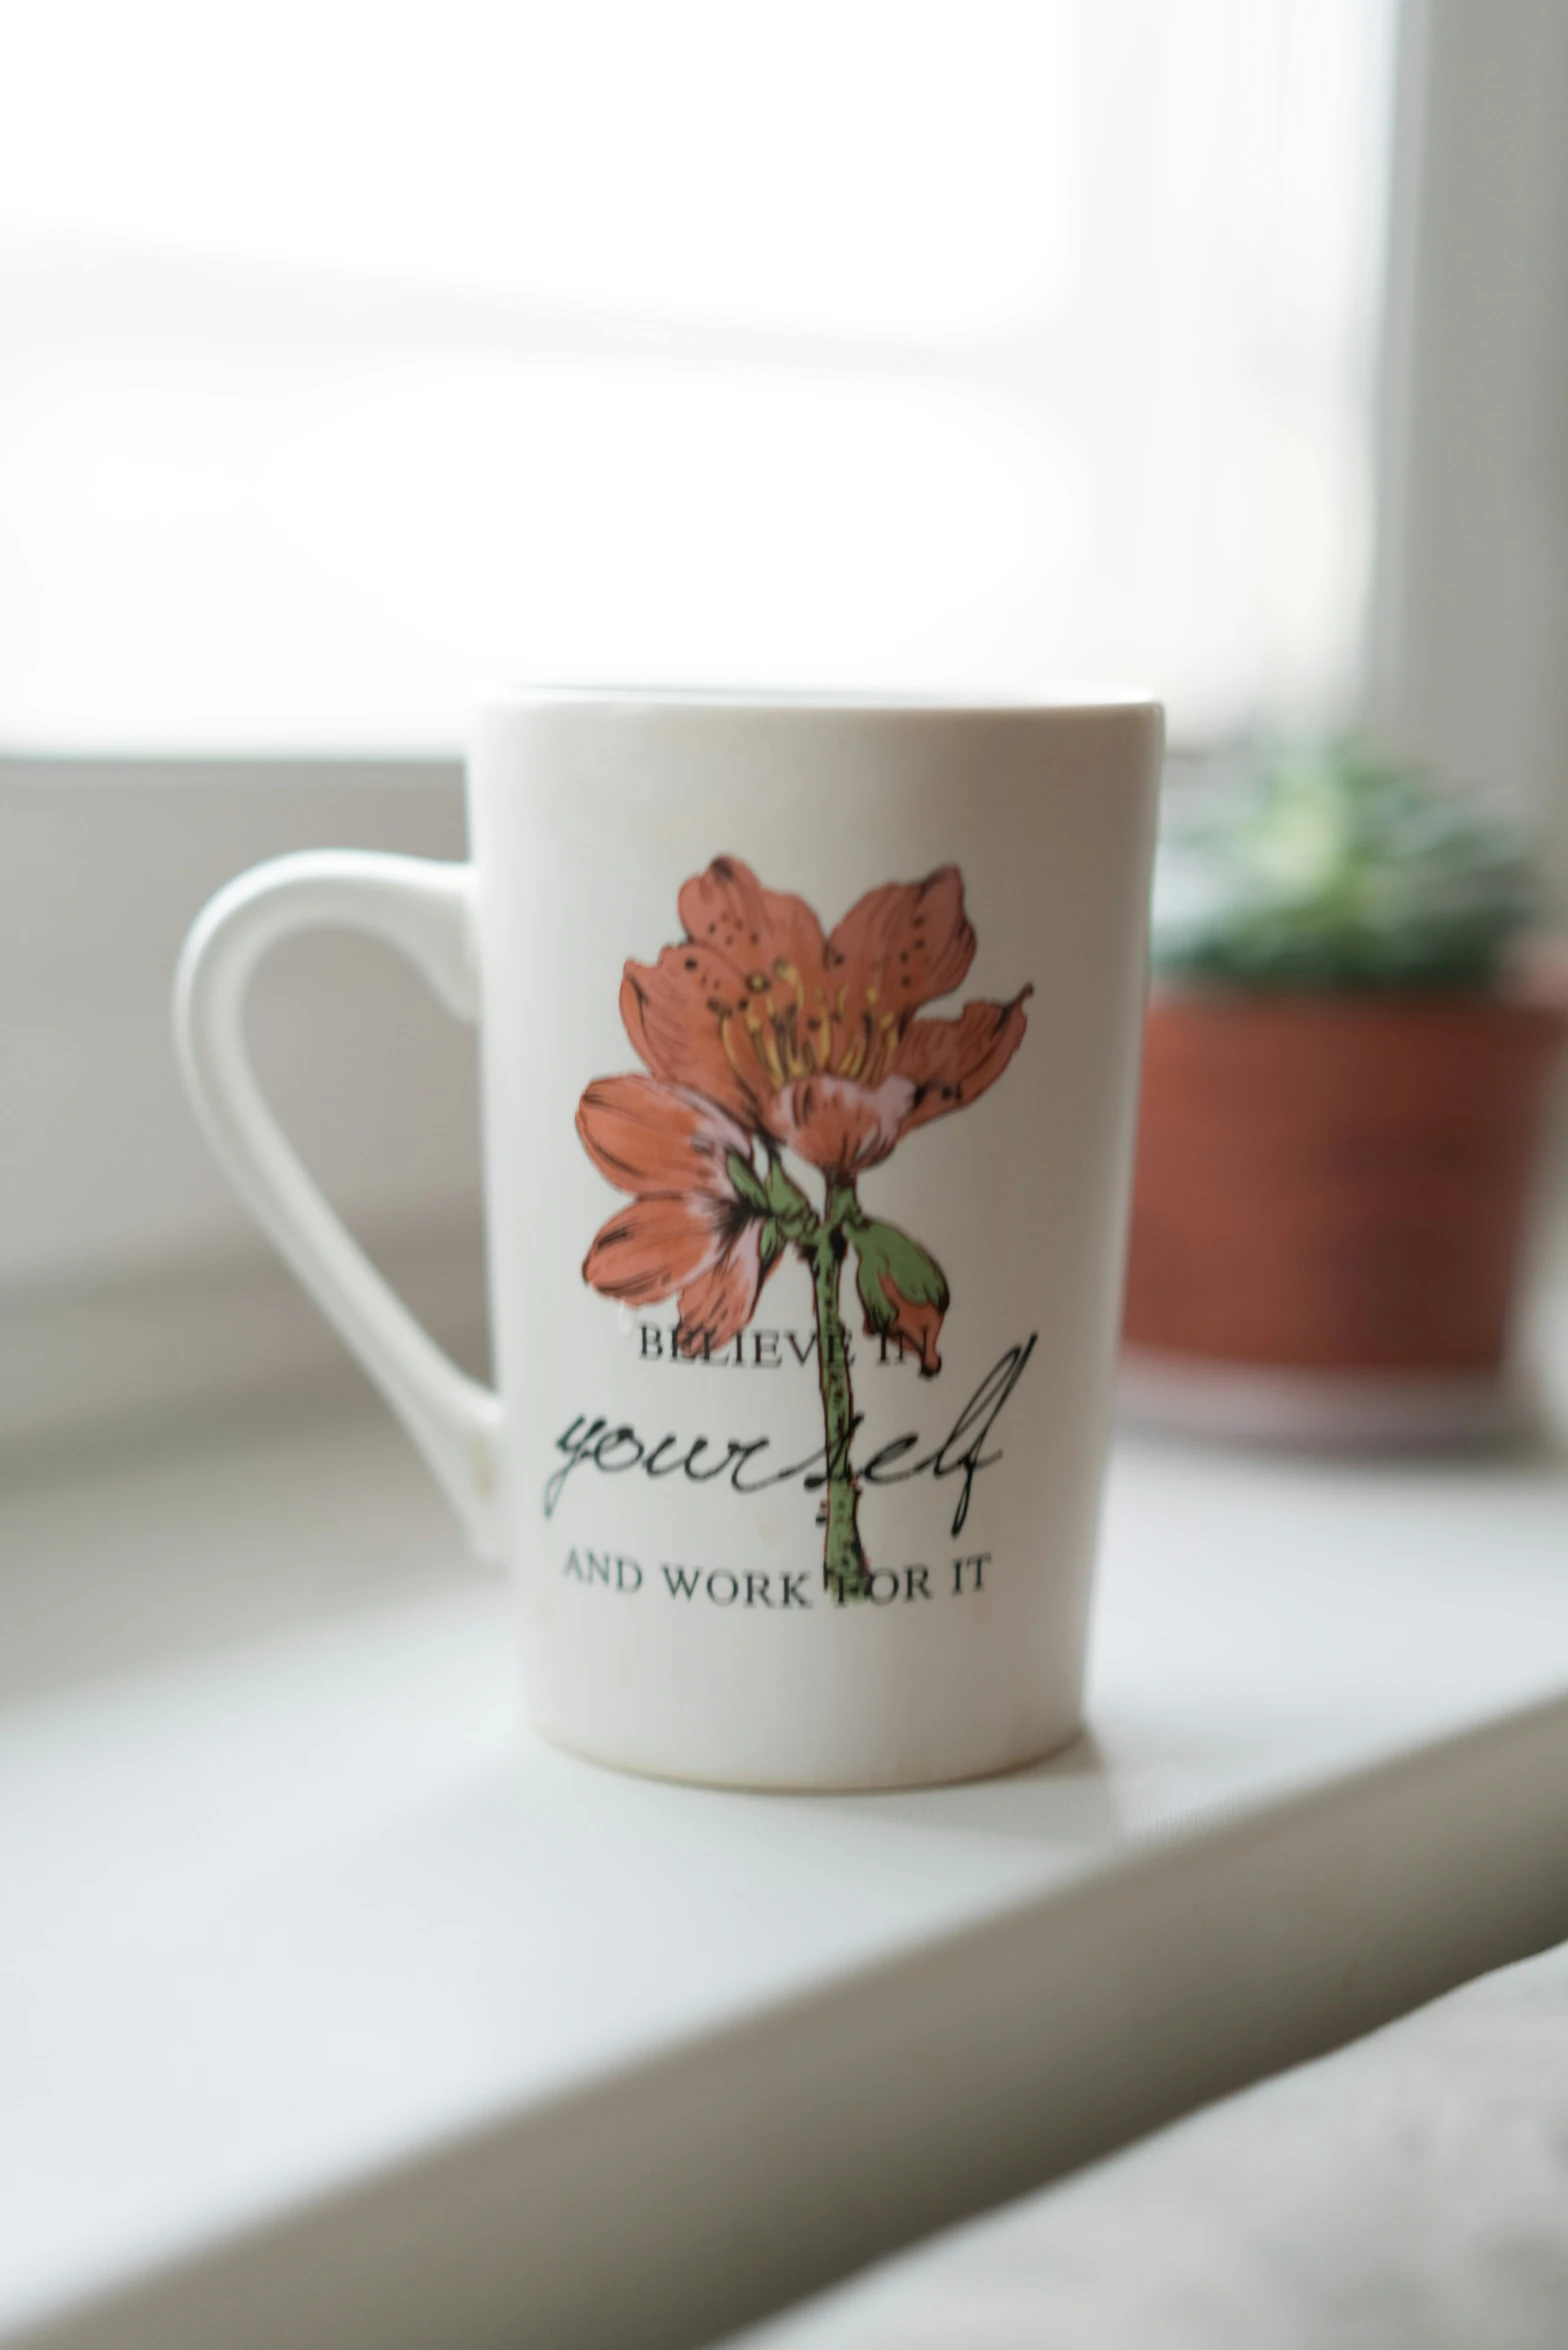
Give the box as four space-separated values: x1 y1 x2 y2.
4 1394 1567 2350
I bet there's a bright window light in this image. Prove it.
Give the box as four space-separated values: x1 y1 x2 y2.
0 0 1397 752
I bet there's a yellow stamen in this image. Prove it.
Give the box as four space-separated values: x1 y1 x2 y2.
866 1009 899 1086
806 997 832 1072
719 1015 750 1079
747 1014 786 1086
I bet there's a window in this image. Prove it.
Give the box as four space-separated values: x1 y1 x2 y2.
1 0 1397 750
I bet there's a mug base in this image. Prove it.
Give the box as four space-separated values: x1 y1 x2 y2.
525 1712 1087 1796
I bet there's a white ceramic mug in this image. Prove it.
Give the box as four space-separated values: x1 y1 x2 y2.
176 690 1161 1789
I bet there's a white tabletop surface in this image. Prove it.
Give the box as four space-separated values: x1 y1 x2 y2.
2 1387 1567 2350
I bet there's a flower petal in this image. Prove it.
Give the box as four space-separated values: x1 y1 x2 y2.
582 1194 722 1305
826 866 976 1025
765 1071 917 1172
619 946 772 1126
892 988 1034 1132
577 1075 751 1199
678 1218 777 1351
678 856 827 994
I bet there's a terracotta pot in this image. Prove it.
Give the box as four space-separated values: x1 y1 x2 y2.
1123 989 1566 1374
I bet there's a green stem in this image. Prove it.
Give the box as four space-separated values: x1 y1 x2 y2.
806 1175 869 1602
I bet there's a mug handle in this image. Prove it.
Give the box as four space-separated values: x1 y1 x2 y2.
173 852 505 1562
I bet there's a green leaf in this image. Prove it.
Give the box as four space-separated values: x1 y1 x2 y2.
726 1151 770 1213
758 1217 784 1271
851 1218 949 1333
763 1154 816 1233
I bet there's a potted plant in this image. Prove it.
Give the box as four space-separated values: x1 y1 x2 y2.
1121 747 1567 1441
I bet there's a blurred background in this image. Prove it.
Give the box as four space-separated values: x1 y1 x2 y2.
2 0 1566 1458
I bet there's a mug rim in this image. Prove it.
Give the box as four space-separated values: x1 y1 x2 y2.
482 682 1162 717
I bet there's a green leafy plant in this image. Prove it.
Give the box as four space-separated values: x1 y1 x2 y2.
1152 747 1537 992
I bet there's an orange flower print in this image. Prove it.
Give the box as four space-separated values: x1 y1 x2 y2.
576 1076 780 1350
619 859 1032 1174
579 858 1031 1599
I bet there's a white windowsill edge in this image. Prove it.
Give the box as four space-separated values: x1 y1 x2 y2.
4 1390 1566 2350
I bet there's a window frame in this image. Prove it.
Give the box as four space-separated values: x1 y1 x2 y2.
6 0 1567 1449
